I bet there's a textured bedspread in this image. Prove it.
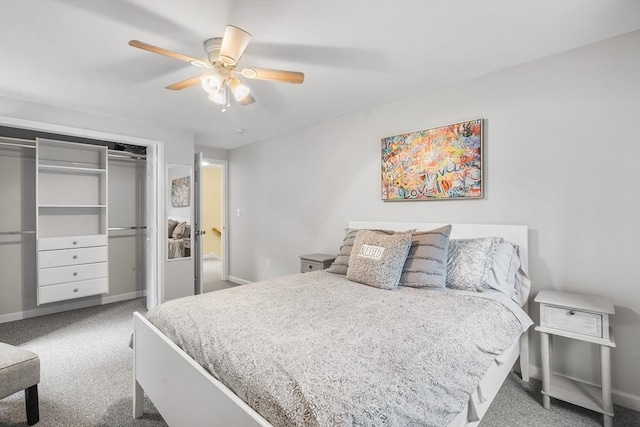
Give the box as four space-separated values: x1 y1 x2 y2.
146 271 528 427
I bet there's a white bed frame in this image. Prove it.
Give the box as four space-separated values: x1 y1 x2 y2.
134 222 530 426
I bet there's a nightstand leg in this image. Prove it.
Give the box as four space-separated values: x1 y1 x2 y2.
540 332 551 409
601 345 613 427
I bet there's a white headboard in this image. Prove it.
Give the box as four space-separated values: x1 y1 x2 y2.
348 221 528 270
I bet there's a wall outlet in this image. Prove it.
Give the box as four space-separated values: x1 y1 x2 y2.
266 259 271 268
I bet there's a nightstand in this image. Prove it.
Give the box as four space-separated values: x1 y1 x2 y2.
534 290 616 427
299 253 336 273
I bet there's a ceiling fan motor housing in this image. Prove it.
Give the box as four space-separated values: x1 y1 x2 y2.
203 37 222 65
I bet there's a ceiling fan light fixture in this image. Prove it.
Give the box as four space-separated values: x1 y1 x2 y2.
229 78 250 102
201 74 223 95
219 25 251 66
208 90 225 105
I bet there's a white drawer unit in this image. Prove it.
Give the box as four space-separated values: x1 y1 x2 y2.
35 139 109 305
534 290 616 427
38 234 108 251
38 262 108 287
38 246 108 269
38 278 109 305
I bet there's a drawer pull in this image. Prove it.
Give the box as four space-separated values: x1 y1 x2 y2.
73 272 78 276
308 265 313 269
569 310 576 315
73 255 78 259
73 240 78 245
74 288 78 293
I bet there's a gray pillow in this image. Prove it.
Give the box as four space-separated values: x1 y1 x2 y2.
168 219 179 237
326 228 397 275
326 228 358 274
446 237 503 292
399 225 452 288
346 230 413 290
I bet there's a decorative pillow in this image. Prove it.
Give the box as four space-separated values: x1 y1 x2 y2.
446 237 503 292
171 222 186 239
326 228 397 275
346 230 413 290
168 219 179 237
483 241 531 305
183 224 191 239
399 225 452 288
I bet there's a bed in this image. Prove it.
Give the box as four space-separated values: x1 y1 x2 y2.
133 222 532 426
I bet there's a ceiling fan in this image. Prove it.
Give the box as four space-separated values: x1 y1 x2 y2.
129 25 305 111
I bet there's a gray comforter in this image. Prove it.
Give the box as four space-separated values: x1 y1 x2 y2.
146 271 528 427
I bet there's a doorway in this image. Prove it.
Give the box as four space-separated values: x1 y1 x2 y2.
195 155 234 293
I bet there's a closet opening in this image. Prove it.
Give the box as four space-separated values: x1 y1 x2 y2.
0 121 161 322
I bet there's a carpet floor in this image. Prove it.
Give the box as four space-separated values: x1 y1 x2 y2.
202 257 238 293
1 298 638 426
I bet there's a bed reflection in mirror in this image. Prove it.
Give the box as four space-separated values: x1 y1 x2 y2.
167 164 192 260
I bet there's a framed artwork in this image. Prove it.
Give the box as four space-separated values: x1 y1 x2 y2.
171 176 191 207
381 118 483 201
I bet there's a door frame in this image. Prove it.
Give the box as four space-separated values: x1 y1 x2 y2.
195 155 229 292
0 115 164 309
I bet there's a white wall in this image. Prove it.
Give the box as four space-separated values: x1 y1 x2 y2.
0 96 197 304
228 32 640 406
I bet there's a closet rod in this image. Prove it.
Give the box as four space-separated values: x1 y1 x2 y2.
108 226 147 231
108 150 146 160
0 141 36 149
0 231 36 235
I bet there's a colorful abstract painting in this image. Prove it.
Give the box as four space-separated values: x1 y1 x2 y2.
381 119 483 201
171 176 190 207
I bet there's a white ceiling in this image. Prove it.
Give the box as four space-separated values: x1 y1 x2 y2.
0 1 638 149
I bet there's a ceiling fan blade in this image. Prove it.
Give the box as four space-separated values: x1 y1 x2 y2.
129 40 208 67
240 67 304 84
218 26 251 66
165 76 202 90
239 93 256 106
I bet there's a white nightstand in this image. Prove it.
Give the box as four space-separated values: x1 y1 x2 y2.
299 253 336 273
534 290 616 427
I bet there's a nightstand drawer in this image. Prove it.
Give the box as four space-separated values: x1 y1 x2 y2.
299 253 336 273
543 305 602 338
301 260 322 272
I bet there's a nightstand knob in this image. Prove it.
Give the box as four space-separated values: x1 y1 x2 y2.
308 265 313 270
73 240 78 245
73 272 78 276
569 310 576 315
74 288 78 293
73 255 78 259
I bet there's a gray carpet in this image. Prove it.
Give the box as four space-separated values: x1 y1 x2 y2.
202 257 239 293
1 298 638 426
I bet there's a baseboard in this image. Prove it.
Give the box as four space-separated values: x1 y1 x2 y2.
227 275 252 285
527 364 640 411
0 290 146 324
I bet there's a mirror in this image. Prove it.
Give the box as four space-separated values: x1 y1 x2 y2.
166 163 192 260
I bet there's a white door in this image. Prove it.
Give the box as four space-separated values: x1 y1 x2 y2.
145 143 159 308
194 152 204 294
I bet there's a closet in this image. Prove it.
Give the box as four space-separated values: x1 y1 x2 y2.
0 129 147 319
